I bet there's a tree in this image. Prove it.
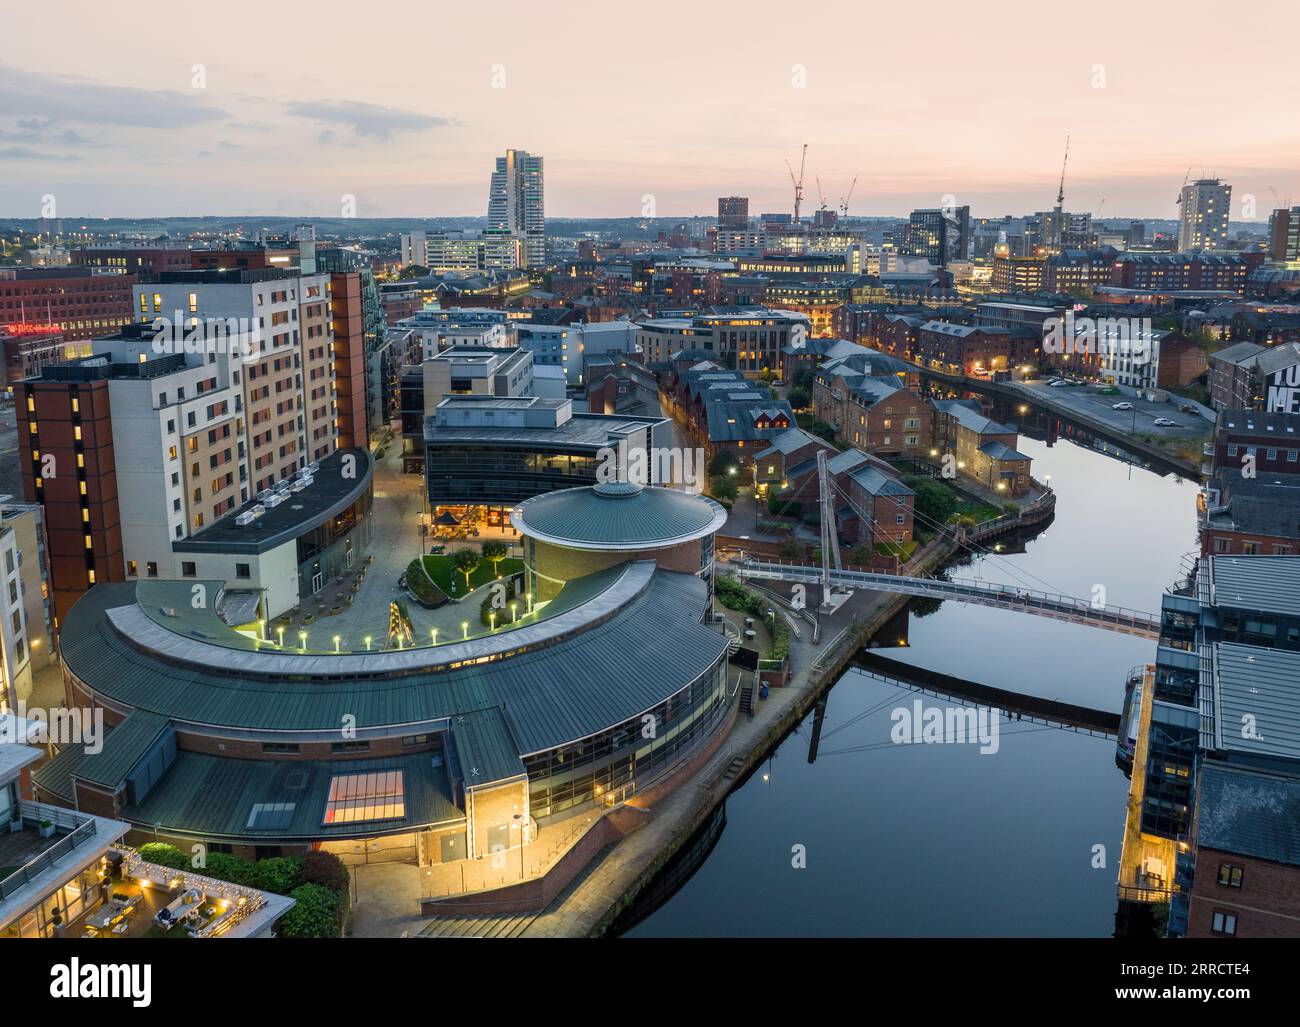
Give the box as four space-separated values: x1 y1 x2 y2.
453 548 481 591
481 539 508 574
278 883 340 938
788 386 811 410
249 856 299 896
707 475 738 503
903 475 960 526
707 449 741 480
399 264 429 280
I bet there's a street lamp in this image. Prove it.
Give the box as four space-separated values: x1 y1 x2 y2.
298 630 308 651
462 620 469 640
430 628 438 646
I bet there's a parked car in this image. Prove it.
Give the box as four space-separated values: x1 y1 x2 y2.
1153 417 1177 427
1112 402 1134 411
1177 403 1198 414
1048 379 1069 387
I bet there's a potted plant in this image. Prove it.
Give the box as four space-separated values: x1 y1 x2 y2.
38 819 56 839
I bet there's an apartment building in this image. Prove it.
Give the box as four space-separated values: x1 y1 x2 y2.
16 267 340 620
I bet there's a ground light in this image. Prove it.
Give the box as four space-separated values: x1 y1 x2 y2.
334 635 341 652
298 630 308 651
462 621 469 639
364 635 372 650
276 626 285 647
430 628 438 645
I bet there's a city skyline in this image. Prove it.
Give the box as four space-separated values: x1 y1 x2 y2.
2 0 1298 221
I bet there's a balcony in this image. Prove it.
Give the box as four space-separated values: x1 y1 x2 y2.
0 800 101 904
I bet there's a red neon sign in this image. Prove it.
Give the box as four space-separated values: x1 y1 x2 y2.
3 323 62 336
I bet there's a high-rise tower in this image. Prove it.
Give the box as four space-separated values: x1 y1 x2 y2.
487 149 545 269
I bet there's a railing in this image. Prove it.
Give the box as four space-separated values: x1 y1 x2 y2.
0 801 99 902
735 559 1160 637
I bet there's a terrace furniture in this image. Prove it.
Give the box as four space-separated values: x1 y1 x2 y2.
111 922 130 935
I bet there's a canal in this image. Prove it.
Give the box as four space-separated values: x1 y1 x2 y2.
619 427 1201 937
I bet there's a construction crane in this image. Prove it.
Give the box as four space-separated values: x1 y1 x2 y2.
786 144 808 223
815 176 828 213
839 176 858 218
1269 186 1293 210
1095 195 1106 218
1176 168 1191 207
1056 135 1070 210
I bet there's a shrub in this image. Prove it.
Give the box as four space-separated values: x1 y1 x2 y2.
295 851 350 896
138 843 188 870
278 883 341 939
715 575 765 617
249 856 300 896
201 852 257 886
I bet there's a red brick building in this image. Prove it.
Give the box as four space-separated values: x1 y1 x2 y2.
0 267 136 342
1184 765 1300 938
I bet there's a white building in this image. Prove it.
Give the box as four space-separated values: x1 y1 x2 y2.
516 320 635 385
0 500 53 709
1179 178 1232 253
400 229 521 273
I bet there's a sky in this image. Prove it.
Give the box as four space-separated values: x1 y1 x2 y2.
1 0 1298 222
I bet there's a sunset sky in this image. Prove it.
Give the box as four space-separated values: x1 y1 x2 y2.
2 0 1297 221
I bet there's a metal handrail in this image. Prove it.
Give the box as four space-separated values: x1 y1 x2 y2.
0 801 99 901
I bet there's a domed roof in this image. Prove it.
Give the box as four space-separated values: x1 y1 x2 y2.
511 482 728 550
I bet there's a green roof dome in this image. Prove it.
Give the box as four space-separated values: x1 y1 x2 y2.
512 483 728 550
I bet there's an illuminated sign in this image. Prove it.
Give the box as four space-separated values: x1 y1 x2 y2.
3 323 62 336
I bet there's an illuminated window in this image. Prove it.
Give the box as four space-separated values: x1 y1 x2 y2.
322 770 406 825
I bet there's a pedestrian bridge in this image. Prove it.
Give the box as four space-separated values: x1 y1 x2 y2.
731 560 1160 639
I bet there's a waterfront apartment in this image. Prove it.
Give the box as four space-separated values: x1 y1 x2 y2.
1117 555 1300 937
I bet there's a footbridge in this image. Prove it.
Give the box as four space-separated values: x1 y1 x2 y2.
731 560 1160 639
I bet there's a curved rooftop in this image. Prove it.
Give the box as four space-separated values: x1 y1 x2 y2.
511 482 727 551
56 563 727 750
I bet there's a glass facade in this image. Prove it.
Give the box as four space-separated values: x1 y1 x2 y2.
2 866 101 938
523 659 731 824
296 490 372 597
426 444 603 506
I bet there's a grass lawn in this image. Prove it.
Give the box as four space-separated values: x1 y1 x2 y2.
951 500 1002 524
419 554 524 597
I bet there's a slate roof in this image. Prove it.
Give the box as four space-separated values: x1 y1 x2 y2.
1196 763 1300 866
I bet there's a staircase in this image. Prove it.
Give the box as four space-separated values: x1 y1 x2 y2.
739 681 755 715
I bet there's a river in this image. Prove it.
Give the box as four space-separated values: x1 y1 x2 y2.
619 424 1201 937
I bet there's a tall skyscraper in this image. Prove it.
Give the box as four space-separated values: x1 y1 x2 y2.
1179 178 1232 252
488 149 545 269
718 196 749 230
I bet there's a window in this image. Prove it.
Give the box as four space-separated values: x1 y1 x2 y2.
146 562 158 578
181 561 197 577
1211 911 1237 936
235 563 251 579
1217 864 1243 888
261 742 300 755
127 560 137 576
322 770 405 824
